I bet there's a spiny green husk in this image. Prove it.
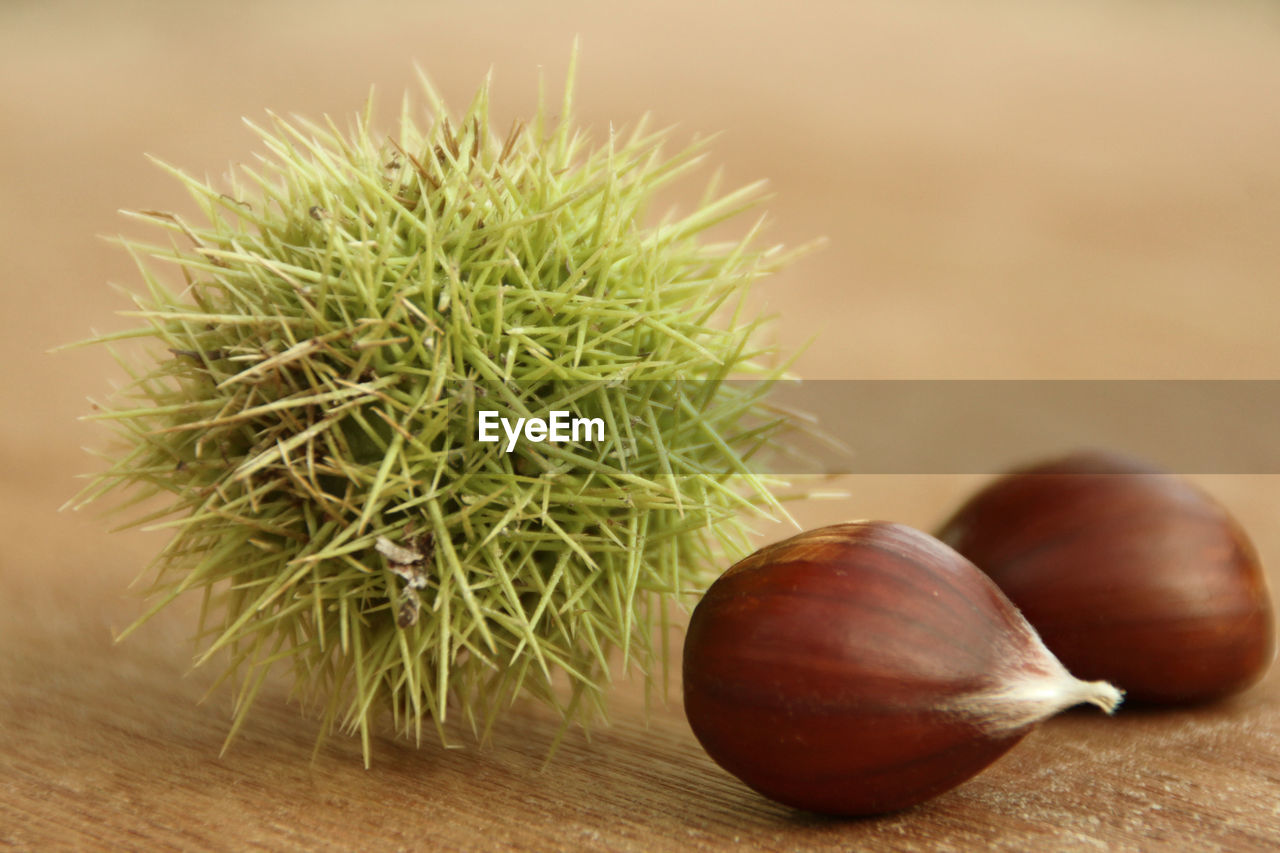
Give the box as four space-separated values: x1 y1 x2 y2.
74 61 804 762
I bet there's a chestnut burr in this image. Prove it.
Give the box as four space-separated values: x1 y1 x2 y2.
937 450 1276 705
682 521 1120 816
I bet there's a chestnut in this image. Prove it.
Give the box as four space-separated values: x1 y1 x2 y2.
937 450 1276 705
682 521 1120 816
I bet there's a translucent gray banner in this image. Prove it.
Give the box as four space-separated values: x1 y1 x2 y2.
461 379 1280 474
762 380 1280 474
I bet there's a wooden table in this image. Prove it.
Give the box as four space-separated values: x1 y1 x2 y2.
3 1 1278 849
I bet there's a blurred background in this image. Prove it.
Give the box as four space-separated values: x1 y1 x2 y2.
3 0 1278 847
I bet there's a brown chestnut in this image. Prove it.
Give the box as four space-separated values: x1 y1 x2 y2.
682 521 1120 816
937 450 1276 705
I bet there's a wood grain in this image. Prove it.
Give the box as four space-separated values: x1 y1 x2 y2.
3 0 1279 849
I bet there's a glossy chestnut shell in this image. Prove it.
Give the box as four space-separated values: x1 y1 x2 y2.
938 451 1276 705
682 521 1100 816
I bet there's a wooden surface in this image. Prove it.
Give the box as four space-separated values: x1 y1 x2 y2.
3 0 1280 849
